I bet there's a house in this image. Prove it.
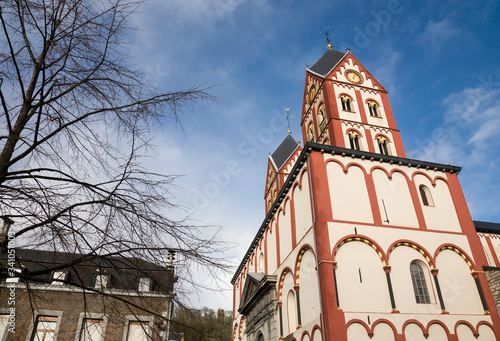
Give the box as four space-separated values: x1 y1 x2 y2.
231 45 500 340
0 248 176 341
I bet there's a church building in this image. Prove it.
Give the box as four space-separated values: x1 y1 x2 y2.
231 44 500 341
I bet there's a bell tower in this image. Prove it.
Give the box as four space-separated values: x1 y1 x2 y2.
301 45 406 157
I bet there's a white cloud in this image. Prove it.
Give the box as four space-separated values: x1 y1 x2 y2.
417 19 460 50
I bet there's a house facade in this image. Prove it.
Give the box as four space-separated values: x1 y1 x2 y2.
231 46 500 341
0 249 176 341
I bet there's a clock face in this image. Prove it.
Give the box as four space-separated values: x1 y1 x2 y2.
345 70 363 84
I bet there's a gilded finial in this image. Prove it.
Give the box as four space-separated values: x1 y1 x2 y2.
322 26 334 50
286 108 291 134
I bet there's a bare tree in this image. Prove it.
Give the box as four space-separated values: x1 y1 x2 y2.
0 0 230 336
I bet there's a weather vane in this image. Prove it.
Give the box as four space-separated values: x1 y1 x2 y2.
322 27 334 49
285 108 291 134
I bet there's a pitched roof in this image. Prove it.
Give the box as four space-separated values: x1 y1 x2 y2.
271 134 300 170
474 220 500 233
309 48 347 77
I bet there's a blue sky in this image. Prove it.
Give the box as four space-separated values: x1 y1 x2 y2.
126 0 500 310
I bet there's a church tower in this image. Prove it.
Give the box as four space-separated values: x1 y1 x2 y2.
231 45 500 341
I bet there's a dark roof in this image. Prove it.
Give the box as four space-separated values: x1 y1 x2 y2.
271 134 300 170
474 220 500 233
1 248 175 293
309 48 347 76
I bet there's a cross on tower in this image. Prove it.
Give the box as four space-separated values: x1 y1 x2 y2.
322 27 334 49
285 108 291 134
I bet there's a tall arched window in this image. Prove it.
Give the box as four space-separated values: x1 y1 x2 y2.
348 131 360 150
307 122 315 142
317 102 326 129
308 85 316 104
410 261 431 304
419 185 434 206
376 136 389 155
367 100 379 117
340 95 353 112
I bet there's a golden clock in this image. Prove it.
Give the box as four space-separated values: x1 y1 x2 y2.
345 70 363 84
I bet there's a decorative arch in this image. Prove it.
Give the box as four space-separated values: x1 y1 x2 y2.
333 235 388 266
374 133 391 142
435 244 476 272
238 316 246 340
402 320 427 337
278 268 294 303
310 325 322 341
425 320 452 338
371 319 398 338
294 245 315 286
300 330 311 341
454 320 478 337
365 98 381 106
345 127 363 137
325 158 348 173
388 240 435 269
346 319 371 335
233 323 238 341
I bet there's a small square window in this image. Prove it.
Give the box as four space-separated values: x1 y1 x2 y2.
94 274 110 289
51 271 68 285
138 277 151 292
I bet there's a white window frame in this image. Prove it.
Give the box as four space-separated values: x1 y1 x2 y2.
74 313 108 341
137 277 152 292
51 271 68 285
94 273 110 289
122 316 154 341
25 310 63 341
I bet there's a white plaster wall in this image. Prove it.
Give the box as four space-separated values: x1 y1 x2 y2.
388 246 441 314
267 224 277 274
347 323 370 341
371 323 395 341
335 241 392 313
456 324 477 341
414 175 461 232
372 169 419 228
334 57 377 90
312 328 322 341
287 290 298 332
299 250 321 326
278 199 293 264
427 324 448 341
404 323 426 341
360 91 389 128
327 162 373 224
293 172 313 243
477 324 496 340
435 250 484 315
333 84 360 121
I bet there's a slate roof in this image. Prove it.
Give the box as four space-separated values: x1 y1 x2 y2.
1 248 175 292
474 220 500 234
309 48 347 77
271 134 300 170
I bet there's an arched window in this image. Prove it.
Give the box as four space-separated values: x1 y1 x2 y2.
308 85 316 104
376 136 389 155
410 261 431 304
419 185 434 206
340 95 353 112
287 290 297 333
367 100 379 117
257 333 265 341
317 102 326 128
347 130 360 150
307 122 315 142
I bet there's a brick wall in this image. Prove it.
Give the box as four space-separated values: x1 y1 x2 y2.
0 284 170 341
485 267 500 315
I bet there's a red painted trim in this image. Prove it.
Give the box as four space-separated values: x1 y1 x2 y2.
373 132 392 142
387 240 435 268
447 173 500 339
345 319 370 334
485 235 500 267
365 171 383 225
454 320 477 336
355 90 369 125
364 129 375 153
333 234 388 265
308 152 347 341
371 319 399 338
294 244 315 287
310 324 323 341
299 330 311 341
402 319 426 337
424 320 453 338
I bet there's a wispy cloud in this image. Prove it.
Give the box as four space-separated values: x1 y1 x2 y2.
417 19 460 50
